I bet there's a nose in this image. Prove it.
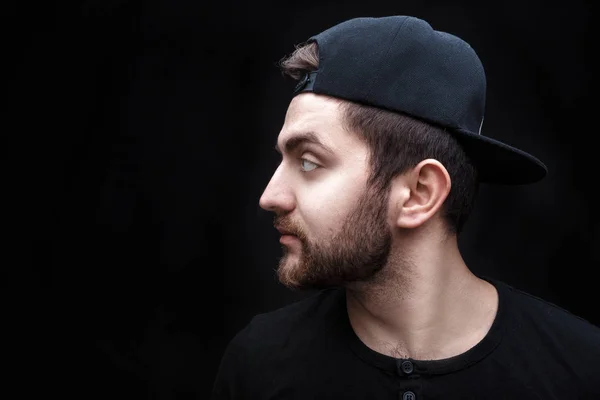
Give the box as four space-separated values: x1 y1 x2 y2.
259 166 295 213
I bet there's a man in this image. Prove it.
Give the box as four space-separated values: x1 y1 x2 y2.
211 16 600 399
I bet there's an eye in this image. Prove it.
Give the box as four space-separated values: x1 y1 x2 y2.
300 158 319 173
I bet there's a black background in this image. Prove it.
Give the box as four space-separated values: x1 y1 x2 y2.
5 0 596 399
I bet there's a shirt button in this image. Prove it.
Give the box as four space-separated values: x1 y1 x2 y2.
401 360 414 374
402 391 416 400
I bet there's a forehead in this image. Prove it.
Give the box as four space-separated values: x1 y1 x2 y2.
277 93 350 152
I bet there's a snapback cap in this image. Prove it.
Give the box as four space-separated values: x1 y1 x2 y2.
291 16 547 185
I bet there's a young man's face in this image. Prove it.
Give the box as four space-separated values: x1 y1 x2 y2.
259 93 394 291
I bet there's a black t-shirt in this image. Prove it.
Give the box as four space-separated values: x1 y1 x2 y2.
211 278 600 399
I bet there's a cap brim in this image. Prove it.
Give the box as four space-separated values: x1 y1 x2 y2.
453 129 547 185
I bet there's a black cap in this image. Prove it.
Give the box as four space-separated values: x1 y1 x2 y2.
292 16 547 185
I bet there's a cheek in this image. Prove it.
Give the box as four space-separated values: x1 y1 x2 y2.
300 178 364 233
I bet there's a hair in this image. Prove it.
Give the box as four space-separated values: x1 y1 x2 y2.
279 41 479 235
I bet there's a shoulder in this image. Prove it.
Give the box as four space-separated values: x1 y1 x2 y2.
492 278 600 362
485 278 600 398
497 279 600 337
227 287 343 353
211 288 343 398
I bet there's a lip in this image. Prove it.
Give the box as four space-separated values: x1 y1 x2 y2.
280 234 299 244
275 226 296 236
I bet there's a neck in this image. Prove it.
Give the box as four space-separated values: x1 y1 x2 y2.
344 229 498 361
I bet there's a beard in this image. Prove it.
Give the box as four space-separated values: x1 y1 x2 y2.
275 183 395 291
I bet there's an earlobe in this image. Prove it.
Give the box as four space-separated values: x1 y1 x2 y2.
395 160 451 229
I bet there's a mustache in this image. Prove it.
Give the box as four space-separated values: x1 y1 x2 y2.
274 218 300 236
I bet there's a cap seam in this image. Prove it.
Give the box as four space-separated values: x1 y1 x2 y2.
364 16 411 100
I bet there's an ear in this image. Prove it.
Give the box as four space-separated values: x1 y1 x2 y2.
393 159 451 229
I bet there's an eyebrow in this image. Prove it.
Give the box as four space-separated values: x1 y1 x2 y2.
274 131 335 156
